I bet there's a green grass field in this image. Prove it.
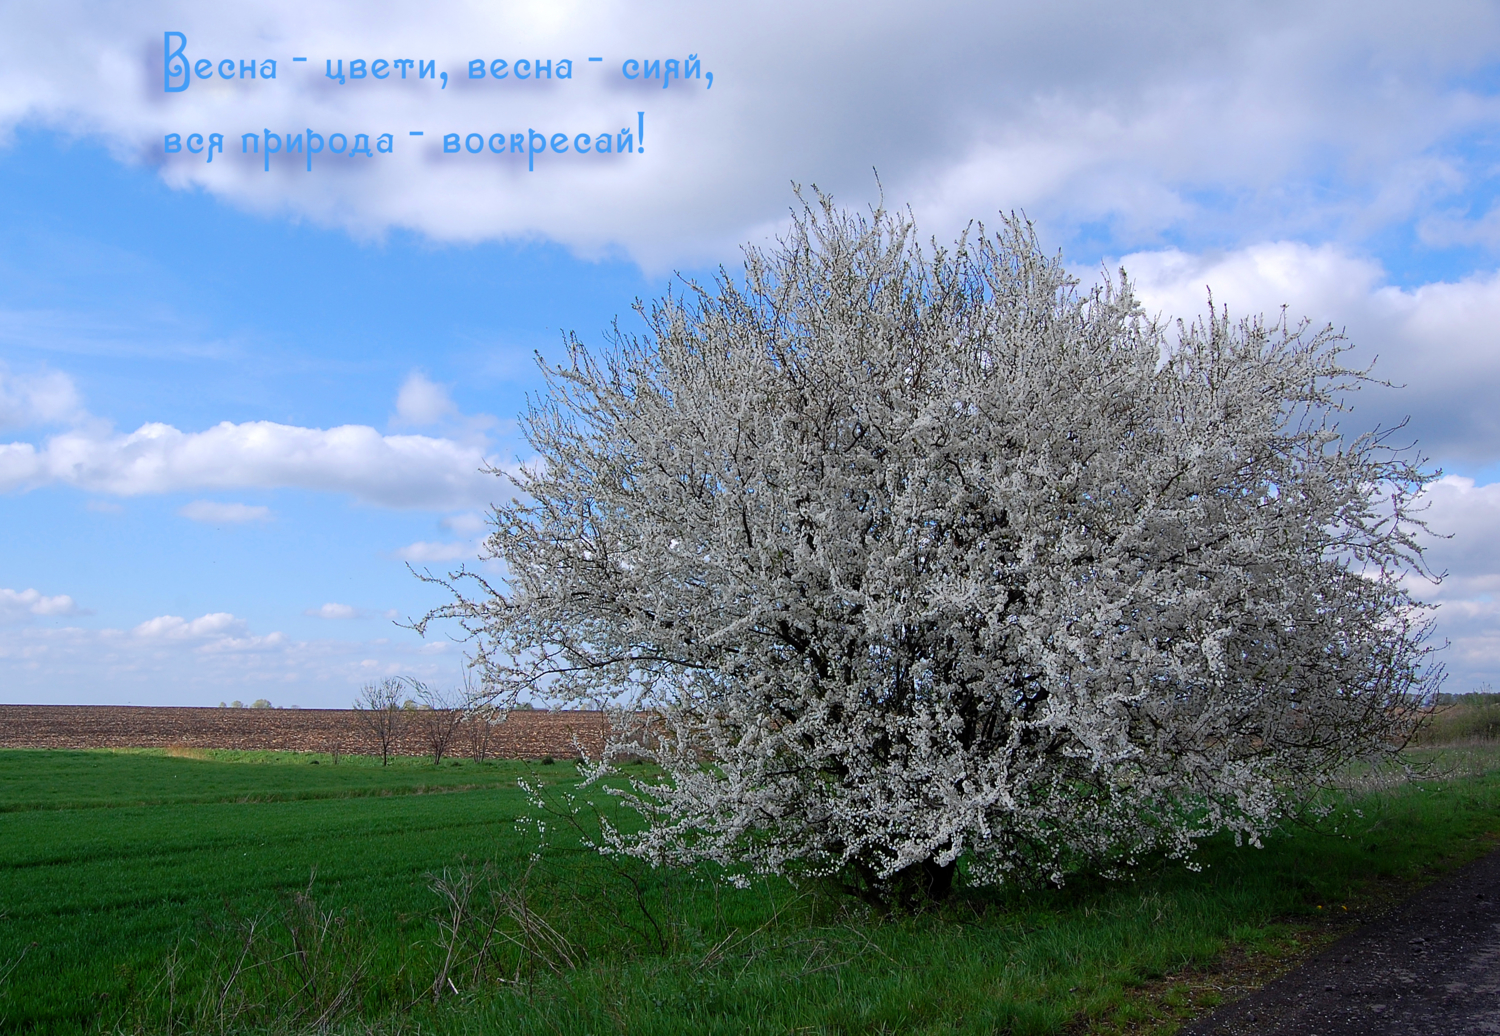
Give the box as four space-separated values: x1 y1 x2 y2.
1 743 1498 1035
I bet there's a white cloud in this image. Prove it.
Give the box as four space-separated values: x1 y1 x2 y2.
133 612 247 639
179 499 273 523
0 588 78 623
441 511 489 535
1411 476 1500 598
1393 475 1500 691
1 2 1497 265
1119 242 1500 464
305 602 397 620
394 510 494 565
0 418 511 509
393 371 457 427
394 539 479 563
309 602 358 620
0 613 460 705
0 363 83 429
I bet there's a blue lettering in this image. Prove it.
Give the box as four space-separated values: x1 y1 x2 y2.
164 32 188 92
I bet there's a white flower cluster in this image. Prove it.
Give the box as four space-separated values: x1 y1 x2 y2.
422 197 1441 894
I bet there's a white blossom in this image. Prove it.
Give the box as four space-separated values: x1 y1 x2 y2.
420 196 1441 897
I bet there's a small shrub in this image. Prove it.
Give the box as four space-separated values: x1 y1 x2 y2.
1417 692 1500 744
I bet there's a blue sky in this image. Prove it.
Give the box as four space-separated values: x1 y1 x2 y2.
0 131 660 703
3 1 1500 704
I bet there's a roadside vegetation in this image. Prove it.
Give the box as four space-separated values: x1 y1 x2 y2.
0 714 1497 1035
1415 690 1500 746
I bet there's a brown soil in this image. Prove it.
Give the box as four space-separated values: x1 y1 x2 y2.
0 704 612 760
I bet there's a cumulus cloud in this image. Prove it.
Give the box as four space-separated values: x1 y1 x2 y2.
1 2 1497 264
0 613 457 705
0 588 78 623
394 539 480 563
1381 475 1500 691
306 602 398 620
131 612 291 654
1411 476 1500 598
310 602 357 620
0 418 510 509
0 363 83 429
179 500 273 523
1120 242 1500 465
441 511 489 535
133 612 246 639
392 511 494 564
392 372 458 428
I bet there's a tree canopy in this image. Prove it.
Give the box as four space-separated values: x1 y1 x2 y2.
420 196 1441 898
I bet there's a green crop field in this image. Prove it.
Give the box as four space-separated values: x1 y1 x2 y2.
1 743 1498 1035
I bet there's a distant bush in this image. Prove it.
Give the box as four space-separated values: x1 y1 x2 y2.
1418 687 1500 744
250 699 272 709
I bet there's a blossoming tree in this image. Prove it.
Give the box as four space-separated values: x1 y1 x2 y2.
420 197 1441 899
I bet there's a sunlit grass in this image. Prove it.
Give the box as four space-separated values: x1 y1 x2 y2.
0 744 1496 1034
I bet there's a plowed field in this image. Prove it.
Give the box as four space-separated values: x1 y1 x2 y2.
0 704 608 758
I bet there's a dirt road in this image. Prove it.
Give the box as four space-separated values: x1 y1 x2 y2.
1183 846 1500 1035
